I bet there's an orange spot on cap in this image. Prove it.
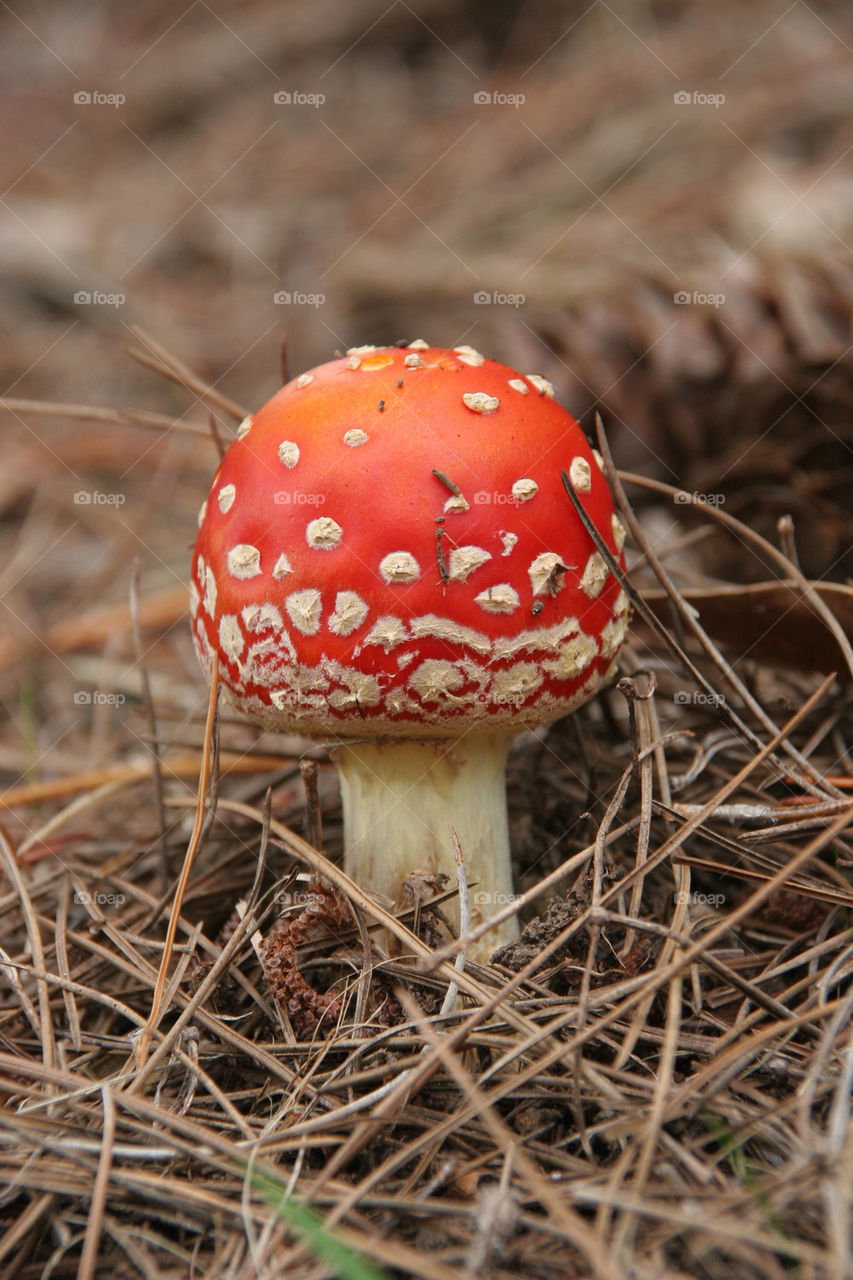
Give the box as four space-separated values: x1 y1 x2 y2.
360 353 395 371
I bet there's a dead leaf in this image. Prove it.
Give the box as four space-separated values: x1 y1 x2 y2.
641 580 853 677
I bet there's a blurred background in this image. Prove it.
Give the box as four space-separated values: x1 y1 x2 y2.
2 0 853 788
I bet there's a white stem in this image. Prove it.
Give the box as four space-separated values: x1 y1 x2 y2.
333 734 520 964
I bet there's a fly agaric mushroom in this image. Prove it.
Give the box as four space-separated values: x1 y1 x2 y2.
191 343 628 962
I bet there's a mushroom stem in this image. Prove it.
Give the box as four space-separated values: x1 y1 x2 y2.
333 733 520 964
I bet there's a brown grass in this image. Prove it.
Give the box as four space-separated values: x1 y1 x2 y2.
1 386 851 1276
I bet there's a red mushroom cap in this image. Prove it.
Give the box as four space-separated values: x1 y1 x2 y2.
190 343 628 737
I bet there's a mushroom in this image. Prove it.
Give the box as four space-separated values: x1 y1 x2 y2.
190 344 628 962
